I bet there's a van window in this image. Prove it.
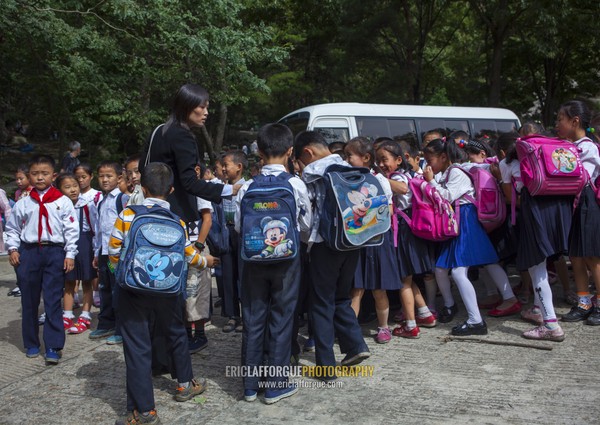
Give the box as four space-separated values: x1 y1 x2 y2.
356 117 416 140
279 112 309 136
417 119 470 139
471 119 518 138
313 117 350 144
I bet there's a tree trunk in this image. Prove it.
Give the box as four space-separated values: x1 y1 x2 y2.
488 36 503 106
214 103 228 154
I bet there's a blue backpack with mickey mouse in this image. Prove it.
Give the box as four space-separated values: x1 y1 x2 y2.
240 172 298 263
116 205 188 296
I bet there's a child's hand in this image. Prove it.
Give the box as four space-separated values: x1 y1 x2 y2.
423 166 434 182
64 258 75 273
8 251 20 267
92 256 98 269
204 254 219 268
232 184 243 196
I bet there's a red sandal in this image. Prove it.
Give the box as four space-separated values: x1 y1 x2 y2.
67 316 91 334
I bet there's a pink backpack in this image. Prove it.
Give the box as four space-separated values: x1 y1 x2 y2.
395 177 460 242
516 134 587 196
452 166 506 233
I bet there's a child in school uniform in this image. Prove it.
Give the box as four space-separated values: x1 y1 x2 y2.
220 151 247 333
556 100 600 326
422 139 515 336
110 162 217 425
185 163 215 353
89 161 129 344
56 173 98 334
235 123 312 403
294 131 371 378
6 155 79 364
74 163 102 307
345 137 401 344
376 141 436 338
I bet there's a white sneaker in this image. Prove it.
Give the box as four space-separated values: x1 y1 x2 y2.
38 312 46 325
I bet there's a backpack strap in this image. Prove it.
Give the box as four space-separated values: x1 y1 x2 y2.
83 203 95 236
445 165 476 205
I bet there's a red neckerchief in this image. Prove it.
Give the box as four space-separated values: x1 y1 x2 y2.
82 204 95 236
29 187 64 243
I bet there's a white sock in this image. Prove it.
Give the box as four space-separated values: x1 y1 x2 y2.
80 311 91 320
63 310 75 319
416 306 432 318
528 261 557 322
485 263 515 301
434 268 455 308
451 267 483 324
405 319 417 330
424 277 438 310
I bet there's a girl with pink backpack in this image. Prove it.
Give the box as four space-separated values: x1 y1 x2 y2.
376 141 437 339
422 139 514 336
345 137 402 344
556 100 600 326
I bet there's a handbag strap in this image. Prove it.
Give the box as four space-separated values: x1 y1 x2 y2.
145 124 165 166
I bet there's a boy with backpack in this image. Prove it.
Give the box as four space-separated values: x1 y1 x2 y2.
110 162 218 425
235 123 312 403
293 131 372 381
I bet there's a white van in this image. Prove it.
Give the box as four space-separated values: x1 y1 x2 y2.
278 103 520 146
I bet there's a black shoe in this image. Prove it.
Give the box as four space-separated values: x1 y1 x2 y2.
451 320 488 336
340 350 371 366
189 335 208 354
561 305 592 322
438 304 458 323
586 307 600 326
7 287 20 297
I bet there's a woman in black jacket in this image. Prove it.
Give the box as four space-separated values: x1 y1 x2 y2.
140 83 234 222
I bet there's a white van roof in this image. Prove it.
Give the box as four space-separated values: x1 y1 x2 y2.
280 102 519 121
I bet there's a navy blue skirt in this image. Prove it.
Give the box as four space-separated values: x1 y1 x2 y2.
487 210 518 262
569 185 600 257
436 204 499 269
354 228 402 290
396 209 435 279
516 189 573 270
65 231 96 281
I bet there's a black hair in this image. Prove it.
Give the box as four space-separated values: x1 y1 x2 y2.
73 163 93 176
345 137 375 167
141 162 174 197
97 160 122 176
393 134 420 158
196 162 208 179
422 138 467 164
376 141 411 172
16 164 29 174
559 100 595 140
518 121 544 136
29 155 56 170
256 123 293 158
124 154 141 168
56 172 78 189
164 84 209 133
293 131 328 160
448 130 470 144
464 139 495 158
223 150 248 170
373 137 393 152
495 131 520 164
328 141 346 153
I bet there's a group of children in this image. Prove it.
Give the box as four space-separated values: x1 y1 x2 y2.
4 99 600 422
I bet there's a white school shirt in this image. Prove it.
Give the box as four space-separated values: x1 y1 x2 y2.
234 164 312 239
187 196 214 243
575 137 600 181
81 188 102 206
223 178 245 225
499 159 523 193
95 188 124 256
428 166 475 204
75 196 99 254
5 188 79 259
390 172 412 211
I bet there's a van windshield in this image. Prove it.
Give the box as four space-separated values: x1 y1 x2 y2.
279 112 309 136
